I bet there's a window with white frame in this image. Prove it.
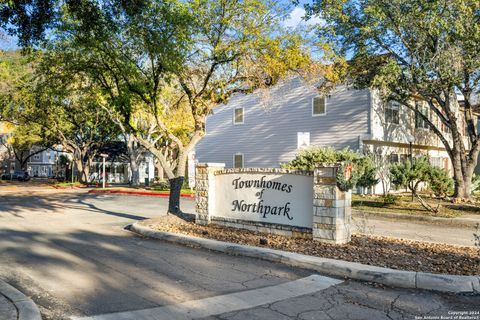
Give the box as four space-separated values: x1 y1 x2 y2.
233 153 244 168
415 101 430 129
233 107 244 124
312 96 327 116
385 101 400 124
33 154 41 161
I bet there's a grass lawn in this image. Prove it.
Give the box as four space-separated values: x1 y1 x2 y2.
54 182 83 187
147 186 195 194
352 193 480 218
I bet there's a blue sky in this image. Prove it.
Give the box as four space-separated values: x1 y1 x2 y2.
282 6 323 29
0 33 19 50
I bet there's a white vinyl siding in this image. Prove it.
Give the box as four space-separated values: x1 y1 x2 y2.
312 96 326 116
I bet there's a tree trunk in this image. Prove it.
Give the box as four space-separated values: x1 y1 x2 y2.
454 164 475 199
168 176 184 214
130 159 140 186
155 160 164 181
126 135 141 186
75 159 91 184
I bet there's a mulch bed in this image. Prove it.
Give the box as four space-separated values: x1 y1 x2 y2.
139 216 480 276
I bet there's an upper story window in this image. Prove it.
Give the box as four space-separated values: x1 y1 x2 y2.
312 96 327 116
33 154 41 161
234 153 244 168
233 107 244 124
385 101 400 124
415 101 430 129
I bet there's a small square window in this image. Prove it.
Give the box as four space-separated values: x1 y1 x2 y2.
234 154 244 168
234 108 244 124
312 96 326 116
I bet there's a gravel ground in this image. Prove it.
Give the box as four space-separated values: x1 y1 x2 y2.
139 215 480 276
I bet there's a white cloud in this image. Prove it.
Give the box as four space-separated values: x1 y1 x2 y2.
282 7 324 29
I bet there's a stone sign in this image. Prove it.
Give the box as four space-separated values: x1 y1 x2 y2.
215 171 313 228
195 163 352 244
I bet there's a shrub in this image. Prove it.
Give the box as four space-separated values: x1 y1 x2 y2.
471 174 480 194
428 166 453 197
281 146 378 191
281 146 359 171
356 156 379 189
390 157 431 195
390 157 453 197
382 194 397 205
155 181 170 190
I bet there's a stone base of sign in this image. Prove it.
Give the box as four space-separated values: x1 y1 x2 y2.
312 165 351 244
195 163 225 225
211 217 313 239
195 163 351 244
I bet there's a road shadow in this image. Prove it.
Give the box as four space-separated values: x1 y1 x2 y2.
0 192 150 221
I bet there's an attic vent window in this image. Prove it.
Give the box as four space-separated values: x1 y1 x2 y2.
312 96 327 116
234 153 244 168
234 107 244 124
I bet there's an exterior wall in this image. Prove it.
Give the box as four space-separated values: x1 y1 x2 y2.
196 77 370 168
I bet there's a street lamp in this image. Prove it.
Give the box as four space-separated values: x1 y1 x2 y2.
100 153 109 189
406 135 415 201
407 135 414 163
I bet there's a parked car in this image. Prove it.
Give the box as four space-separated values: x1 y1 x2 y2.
13 171 30 181
1 173 13 180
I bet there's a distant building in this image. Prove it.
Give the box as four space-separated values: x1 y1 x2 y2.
27 148 65 177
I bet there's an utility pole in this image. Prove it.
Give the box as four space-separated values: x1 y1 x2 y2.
407 135 414 201
100 153 109 189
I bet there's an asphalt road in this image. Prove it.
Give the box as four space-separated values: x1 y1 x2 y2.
0 185 478 320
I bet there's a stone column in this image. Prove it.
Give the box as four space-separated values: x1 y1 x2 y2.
195 163 225 225
312 165 352 244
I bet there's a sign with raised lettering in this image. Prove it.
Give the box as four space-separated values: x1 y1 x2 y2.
214 172 313 228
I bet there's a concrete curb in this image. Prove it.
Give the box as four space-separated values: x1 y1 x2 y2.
131 223 480 294
353 209 480 228
0 280 42 320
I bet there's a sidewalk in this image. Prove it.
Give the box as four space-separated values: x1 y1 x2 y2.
0 280 42 320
